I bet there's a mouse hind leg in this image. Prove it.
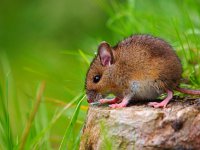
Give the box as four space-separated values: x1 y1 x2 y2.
148 90 173 108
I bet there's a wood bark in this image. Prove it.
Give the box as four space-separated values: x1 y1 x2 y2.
80 98 200 150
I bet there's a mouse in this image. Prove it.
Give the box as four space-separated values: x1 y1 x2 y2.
85 34 200 108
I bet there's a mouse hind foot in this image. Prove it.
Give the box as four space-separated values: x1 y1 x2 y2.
148 90 173 108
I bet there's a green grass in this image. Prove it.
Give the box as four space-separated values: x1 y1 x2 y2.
0 0 200 149
0 77 14 150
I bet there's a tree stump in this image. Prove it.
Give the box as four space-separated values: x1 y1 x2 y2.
80 98 200 150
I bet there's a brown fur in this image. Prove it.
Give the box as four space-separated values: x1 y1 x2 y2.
86 34 182 102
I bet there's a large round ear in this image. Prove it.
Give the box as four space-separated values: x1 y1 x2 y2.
98 41 113 66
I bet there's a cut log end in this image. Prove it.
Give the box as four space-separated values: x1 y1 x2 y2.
80 98 200 150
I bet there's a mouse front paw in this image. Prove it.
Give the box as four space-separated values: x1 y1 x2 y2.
148 102 167 108
109 99 129 108
109 97 129 108
109 103 127 108
99 97 120 104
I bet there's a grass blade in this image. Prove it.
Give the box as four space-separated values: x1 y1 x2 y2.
72 124 85 150
59 95 85 150
78 49 90 65
19 81 46 150
0 74 14 150
30 93 85 148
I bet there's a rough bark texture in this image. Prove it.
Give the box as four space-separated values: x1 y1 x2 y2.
80 98 200 150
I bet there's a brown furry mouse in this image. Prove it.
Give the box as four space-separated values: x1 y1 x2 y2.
85 34 200 108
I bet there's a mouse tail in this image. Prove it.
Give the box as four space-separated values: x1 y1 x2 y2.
175 87 200 95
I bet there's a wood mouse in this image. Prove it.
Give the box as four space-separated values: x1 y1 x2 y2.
85 34 200 108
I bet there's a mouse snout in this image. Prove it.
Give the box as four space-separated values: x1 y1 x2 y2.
86 90 95 103
86 90 102 103
87 99 93 103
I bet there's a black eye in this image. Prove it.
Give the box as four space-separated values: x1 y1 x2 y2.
93 75 101 83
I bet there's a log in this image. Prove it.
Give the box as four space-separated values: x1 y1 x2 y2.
80 98 200 150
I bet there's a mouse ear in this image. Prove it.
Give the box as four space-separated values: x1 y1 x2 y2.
98 41 113 66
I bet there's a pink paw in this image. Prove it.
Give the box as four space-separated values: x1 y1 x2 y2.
109 103 127 108
99 99 107 104
99 97 120 104
148 102 167 108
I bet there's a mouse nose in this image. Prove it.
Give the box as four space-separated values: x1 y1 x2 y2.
87 99 93 103
86 90 96 103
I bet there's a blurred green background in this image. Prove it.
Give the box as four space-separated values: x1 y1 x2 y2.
0 0 200 149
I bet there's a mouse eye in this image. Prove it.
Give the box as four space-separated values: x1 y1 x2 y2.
93 75 101 83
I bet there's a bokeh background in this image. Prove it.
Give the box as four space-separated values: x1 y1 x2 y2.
0 0 200 149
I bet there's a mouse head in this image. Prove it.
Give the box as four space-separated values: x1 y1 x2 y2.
85 41 114 103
